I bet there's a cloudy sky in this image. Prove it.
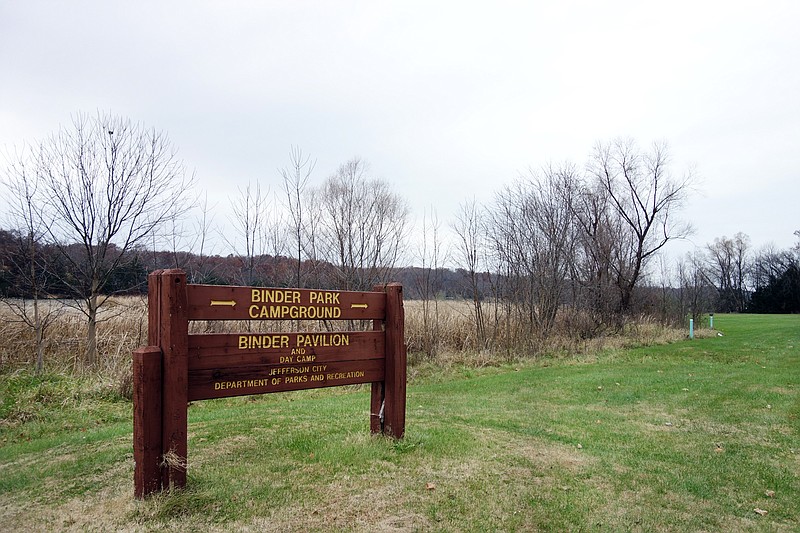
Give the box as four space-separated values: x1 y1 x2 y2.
1 1 798 264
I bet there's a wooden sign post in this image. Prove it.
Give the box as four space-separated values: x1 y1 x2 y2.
133 269 406 498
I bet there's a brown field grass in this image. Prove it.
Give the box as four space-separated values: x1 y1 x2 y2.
0 296 688 391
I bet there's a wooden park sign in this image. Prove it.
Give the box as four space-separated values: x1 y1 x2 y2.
133 269 406 498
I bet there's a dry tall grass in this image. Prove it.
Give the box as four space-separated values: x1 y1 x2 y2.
0 296 687 395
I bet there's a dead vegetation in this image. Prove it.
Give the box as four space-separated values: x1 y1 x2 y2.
0 296 688 389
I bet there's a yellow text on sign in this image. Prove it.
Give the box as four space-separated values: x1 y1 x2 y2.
251 289 300 304
309 292 340 304
238 334 290 350
247 305 342 319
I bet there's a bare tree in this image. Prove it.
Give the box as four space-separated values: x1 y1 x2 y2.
451 198 488 348
654 255 679 325
1 145 62 373
33 112 192 367
280 146 315 287
263 201 288 284
487 163 579 339
750 243 794 291
188 192 221 283
315 158 409 291
705 232 750 312
226 182 269 286
588 139 693 314
569 178 627 328
676 251 715 324
749 239 800 313
298 185 325 288
413 207 447 358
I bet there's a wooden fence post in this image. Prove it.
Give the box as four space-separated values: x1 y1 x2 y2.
382 283 406 438
158 269 189 490
133 346 162 498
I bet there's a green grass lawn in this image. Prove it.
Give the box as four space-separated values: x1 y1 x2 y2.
1 314 798 531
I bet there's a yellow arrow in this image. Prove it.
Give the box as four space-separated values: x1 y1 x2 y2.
210 300 237 307
350 303 368 309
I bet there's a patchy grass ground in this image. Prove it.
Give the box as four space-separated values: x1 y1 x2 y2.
1 314 798 531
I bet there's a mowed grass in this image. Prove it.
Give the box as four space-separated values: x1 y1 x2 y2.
1 314 798 531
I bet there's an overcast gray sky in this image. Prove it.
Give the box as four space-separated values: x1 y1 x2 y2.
2 1 798 265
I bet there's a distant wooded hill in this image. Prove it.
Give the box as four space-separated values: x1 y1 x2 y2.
0 229 483 300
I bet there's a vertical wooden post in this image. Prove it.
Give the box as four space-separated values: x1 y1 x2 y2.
369 382 384 434
158 269 189 489
370 315 384 434
382 283 406 439
147 270 163 347
133 346 162 498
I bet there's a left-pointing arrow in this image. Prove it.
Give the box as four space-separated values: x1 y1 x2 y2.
210 300 236 307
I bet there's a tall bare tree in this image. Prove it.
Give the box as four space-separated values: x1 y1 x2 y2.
413 207 447 358
568 177 632 329
588 139 693 314
187 192 221 283
705 232 750 312
1 145 62 373
33 112 192 366
280 146 315 287
316 158 409 291
226 182 269 286
676 250 715 324
487 163 579 339
451 198 488 348
750 243 794 292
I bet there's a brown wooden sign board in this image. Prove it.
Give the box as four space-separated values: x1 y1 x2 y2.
133 269 406 499
189 359 385 400
187 284 386 321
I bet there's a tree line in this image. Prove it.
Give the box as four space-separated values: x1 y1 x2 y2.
676 231 800 318
2 113 798 371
